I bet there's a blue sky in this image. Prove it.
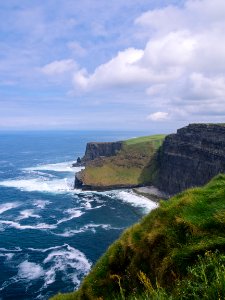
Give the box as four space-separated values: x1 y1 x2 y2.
1 0 225 131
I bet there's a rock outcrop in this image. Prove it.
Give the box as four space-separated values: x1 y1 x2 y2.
73 141 123 166
74 135 165 190
155 123 225 195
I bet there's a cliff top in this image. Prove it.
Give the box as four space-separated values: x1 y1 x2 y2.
190 123 225 126
178 123 225 132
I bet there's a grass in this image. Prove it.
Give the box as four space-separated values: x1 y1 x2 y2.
51 174 225 300
124 135 166 146
79 134 166 188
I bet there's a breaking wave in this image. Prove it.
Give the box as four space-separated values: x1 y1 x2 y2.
0 244 91 297
109 190 158 212
0 177 74 193
0 202 21 214
54 223 122 237
23 161 83 173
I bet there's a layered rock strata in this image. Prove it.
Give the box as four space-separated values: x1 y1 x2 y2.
155 123 225 194
73 141 122 166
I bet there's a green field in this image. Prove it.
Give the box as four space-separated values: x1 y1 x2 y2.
79 134 166 187
52 174 225 300
124 134 166 146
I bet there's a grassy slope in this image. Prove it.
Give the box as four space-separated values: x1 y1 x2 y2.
80 135 166 187
52 174 225 300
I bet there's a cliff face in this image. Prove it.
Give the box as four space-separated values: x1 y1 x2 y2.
156 124 225 195
74 135 166 190
81 141 123 164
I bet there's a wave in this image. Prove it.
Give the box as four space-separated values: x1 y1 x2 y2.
54 223 122 237
56 208 84 225
0 177 74 193
0 202 21 214
23 170 57 178
0 247 22 252
18 260 44 280
0 253 14 260
33 200 51 209
107 190 158 212
0 260 45 293
0 220 57 230
16 209 41 221
0 207 85 232
28 244 69 253
42 244 91 288
23 161 83 173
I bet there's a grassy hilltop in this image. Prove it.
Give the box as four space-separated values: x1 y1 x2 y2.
78 134 166 188
52 174 225 300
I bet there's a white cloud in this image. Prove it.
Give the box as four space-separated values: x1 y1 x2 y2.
73 48 147 90
41 59 77 76
72 0 225 122
147 111 169 121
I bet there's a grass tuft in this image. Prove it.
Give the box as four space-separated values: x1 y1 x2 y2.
51 174 225 300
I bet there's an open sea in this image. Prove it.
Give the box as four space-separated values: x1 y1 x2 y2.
0 131 158 300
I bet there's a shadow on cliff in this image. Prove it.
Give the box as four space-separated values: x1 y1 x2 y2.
137 150 161 187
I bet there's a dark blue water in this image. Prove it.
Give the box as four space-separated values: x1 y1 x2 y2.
0 131 157 300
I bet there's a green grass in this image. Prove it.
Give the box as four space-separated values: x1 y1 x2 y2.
124 135 166 146
51 174 225 300
79 134 165 187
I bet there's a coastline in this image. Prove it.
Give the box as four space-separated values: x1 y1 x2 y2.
133 186 169 202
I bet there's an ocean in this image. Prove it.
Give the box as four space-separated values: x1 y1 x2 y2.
0 131 158 300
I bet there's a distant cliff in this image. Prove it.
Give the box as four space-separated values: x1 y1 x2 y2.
74 135 166 190
155 123 225 195
75 141 123 166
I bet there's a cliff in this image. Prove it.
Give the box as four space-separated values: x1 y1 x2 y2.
75 124 225 194
74 135 166 190
155 123 225 195
75 141 123 166
52 174 225 300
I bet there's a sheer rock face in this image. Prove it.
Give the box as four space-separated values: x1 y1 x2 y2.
82 142 123 164
155 124 225 195
74 141 123 188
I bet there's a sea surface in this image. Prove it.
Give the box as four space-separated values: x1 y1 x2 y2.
0 131 158 300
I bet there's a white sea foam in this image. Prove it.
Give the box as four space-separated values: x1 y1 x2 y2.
0 247 22 252
18 260 44 280
0 220 57 230
33 200 51 209
54 223 120 237
110 190 158 212
0 202 21 214
23 161 83 173
57 208 84 225
24 170 57 178
0 177 74 193
28 244 68 253
0 253 14 260
16 209 41 221
42 244 91 288
80 199 105 210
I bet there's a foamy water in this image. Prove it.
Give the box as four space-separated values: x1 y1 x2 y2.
23 161 82 173
0 202 21 214
0 131 156 300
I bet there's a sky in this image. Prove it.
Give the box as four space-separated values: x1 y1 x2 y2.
1 0 225 132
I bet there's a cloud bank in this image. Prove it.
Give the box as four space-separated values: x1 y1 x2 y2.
71 0 225 122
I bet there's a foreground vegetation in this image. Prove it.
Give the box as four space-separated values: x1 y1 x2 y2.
79 135 166 187
52 174 225 299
